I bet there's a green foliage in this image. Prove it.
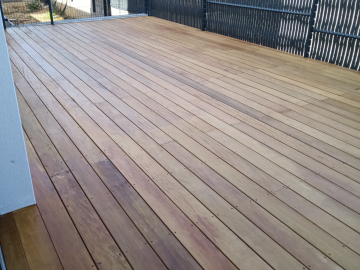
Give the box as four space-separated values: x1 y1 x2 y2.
45 11 56 18
28 1 42 10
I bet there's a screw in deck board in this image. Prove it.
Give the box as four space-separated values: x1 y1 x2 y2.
48 0 54 25
0 1 6 30
304 0 319 58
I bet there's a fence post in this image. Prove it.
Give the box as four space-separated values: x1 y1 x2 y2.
92 0 96 13
304 0 318 58
202 0 207 31
0 1 6 30
48 0 54 25
107 0 111 16
145 0 149 15
103 0 108 16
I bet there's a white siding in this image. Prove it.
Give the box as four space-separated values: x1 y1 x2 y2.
0 16 36 214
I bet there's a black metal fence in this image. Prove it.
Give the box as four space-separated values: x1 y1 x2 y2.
149 0 360 70
149 0 202 28
0 0 146 27
0 0 53 26
311 0 360 70
205 0 313 56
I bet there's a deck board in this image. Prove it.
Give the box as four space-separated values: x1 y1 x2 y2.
0 212 29 270
3 16 360 270
11 206 63 270
71 19 356 167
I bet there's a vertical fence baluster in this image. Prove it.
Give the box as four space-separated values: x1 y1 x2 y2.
48 0 54 25
103 0 108 16
202 0 207 31
146 0 149 15
0 1 6 30
92 0 96 13
304 0 318 57
107 0 111 16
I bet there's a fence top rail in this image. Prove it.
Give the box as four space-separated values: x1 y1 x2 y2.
313 28 360 40
206 1 311 16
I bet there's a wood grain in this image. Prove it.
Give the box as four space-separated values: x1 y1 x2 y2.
12 206 62 270
0 213 29 270
3 17 360 270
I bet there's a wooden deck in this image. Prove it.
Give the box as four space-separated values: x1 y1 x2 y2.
1 16 360 270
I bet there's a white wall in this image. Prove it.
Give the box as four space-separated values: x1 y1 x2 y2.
0 16 36 215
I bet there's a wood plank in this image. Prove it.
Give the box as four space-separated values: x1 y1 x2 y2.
57 23 356 160
14 24 346 270
83 22 360 189
98 97 360 270
93 102 275 270
123 17 360 95
11 27 246 270
139 21 360 110
218 76 360 135
163 140 360 270
180 83 360 181
49 23 360 220
12 206 62 270
13 41 202 270
99 19 360 138
119 95 360 269
96 101 294 270
9 46 166 270
6 17 360 270
28 22 352 268
121 93 360 245
22 121 97 270
69 20 360 171
303 102 360 122
33 21 360 246
13 23 304 270
0 213 29 270
8 28 237 270
17 79 134 270
63 21 360 181
89 160 203 270
106 23 360 132
46 18 360 211
142 17 360 94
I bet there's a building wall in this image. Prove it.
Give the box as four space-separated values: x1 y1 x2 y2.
52 0 106 19
52 0 130 19
0 16 36 215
